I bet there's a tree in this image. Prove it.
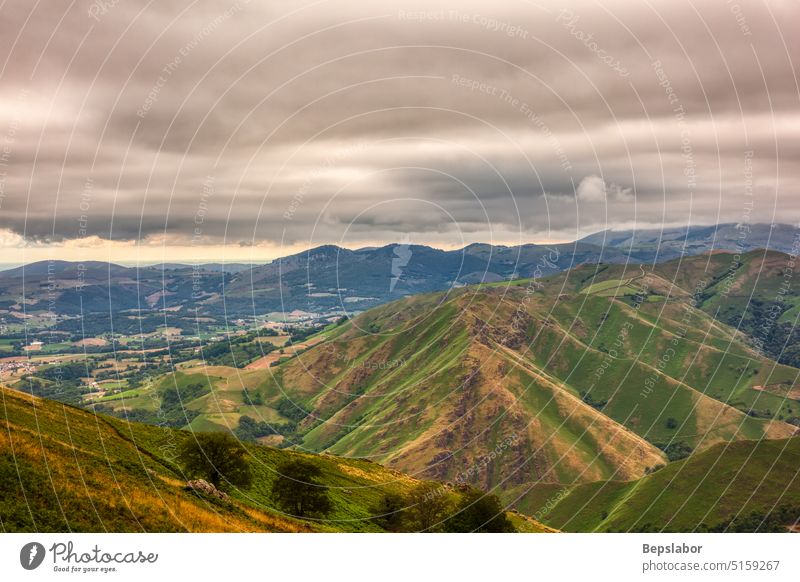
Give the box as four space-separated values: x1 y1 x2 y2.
445 488 516 533
178 432 252 491
371 492 407 532
235 415 262 441
710 504 800 532
405 482 451 532
656 441 693 461
271 459 332 518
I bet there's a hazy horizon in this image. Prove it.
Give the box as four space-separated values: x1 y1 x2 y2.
0 219 788 267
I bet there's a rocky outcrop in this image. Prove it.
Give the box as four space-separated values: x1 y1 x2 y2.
185 479 229 501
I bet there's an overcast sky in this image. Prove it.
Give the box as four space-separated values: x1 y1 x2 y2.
0 0 797 263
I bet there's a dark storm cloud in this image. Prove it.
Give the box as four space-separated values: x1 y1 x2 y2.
0 0 797 250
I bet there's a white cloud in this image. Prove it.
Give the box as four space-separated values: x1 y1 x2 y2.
0 229 27 248
576 175 633 202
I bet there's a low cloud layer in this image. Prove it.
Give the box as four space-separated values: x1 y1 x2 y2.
0 0 797 259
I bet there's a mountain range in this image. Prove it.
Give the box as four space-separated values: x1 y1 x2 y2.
1 223 796 318
5 240 800 532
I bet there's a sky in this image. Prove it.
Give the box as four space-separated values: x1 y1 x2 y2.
0 0 797 263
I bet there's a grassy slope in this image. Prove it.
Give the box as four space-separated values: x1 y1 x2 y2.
248 262 796 490
195 251 799 435
652 250 800 416
69 250 799 524
281 292 666 484
96 365 285 432
518 437 800 532
0 386 548 533
659 250 800 324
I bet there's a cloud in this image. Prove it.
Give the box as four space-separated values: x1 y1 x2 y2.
0 0 797 258
576 175 606 201
576 175 633 202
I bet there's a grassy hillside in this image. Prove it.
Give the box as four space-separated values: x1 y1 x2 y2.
243 261 797 490
77 253 800 505
5 251 800 533
0 386 548 532
515 437 800 532
655 250 800 368
21 250 799 529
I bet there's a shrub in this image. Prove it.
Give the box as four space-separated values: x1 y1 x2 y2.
371 492 407 532
444 488 516 533
178 432 252 491
404 482 451 532
655 441 693 462
271 459 332 518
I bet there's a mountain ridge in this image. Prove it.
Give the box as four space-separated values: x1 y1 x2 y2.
2 222 796 316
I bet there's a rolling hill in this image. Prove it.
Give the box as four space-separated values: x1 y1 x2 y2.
88 251 799 507
516 437 800 532
228 223 800 314
653 249 800 368
0 385 546 532
7 248 800 532
0 260 227 327
220 241 632 314
262 262 796 486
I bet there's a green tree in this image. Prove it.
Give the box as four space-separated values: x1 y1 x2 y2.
656 441 693 461
178 432 252 491
371 492 407 532
271 459 332 518
405 482 451 532
445 488 516 532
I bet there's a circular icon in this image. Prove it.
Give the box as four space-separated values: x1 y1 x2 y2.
20 542 46 570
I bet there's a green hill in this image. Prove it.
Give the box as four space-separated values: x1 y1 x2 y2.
15 250 799 531
516 436 800 532
252 259 796 487
0 386 547 532
654 249 800 368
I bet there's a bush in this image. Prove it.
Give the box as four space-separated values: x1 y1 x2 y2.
162 381 209 408
444 488 516 533
404 482 451 532
242 389 264 406
371 492 407 532
710 505 800 532
276 398 310 422
178 432 252 491
271 459 332 518
655 441 693 461
234 415 295 441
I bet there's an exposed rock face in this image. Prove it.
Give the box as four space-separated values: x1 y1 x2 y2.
471 310 535 350
185 479 229 501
